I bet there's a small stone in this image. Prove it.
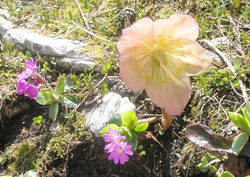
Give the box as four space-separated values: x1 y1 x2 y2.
84 92 135 137
0 16 13 36
49 122 61 132
0 10 11 19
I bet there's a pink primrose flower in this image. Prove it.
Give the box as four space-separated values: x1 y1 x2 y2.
117 14 212 115
17 79 38 99
16 58 39 99
107 142 133 165
25 85 39 99
17 80 29 94
25 58 38 70
103 127 124 150
17 68 34 81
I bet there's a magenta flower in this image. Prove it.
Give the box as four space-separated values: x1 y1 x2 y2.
16 58 39 99
25 58 37 70
25 85 39 99
17 79 38 99
17 80 29 94
17 68 34 81
107 142 133 165
103 127 125 150
117 14 212 115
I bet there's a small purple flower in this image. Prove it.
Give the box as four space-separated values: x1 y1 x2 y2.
17 68 34 81
103 127 124 150
107 142 133 165
26 85 38 99
17 80 29 94
25 58 37 70
102 128 133 165
17 80 38 99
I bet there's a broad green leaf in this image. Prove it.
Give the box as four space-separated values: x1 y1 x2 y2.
109 113 122 126
120 126 132 140
134 123 148 133
35 88 58 105
121 111 138 130
209 165 217 173
125 131 138 152
242 107 250 132
232 132 249 156
228 112 250 132
243 103 250 128
99 124 119 135
35 91 46 105
233 0 240 9
219 171 235 177
49 102 59 120
54 76 65 97
59 94 78 108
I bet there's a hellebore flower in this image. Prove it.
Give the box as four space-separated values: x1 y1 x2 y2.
117 14 212 115
107 142 133 165
103 127 125 150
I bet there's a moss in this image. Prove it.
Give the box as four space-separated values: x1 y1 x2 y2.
6 141 37 173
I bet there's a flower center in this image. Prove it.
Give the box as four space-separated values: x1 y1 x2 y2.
136 37 185 82
117 145 123 153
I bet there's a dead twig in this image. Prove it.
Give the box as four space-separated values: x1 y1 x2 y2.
75 0 91 31
70 20 116 45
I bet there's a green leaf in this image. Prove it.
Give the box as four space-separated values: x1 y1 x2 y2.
134 123 148 133
233 0 240 9
64 74 74 92
33 116 43 125
109 113 122 126
209 165 217 173
54 76 65 97
120 126 132 139
59 94 79 108
125 131 138 152
232 132 249 156
198 75 207 95
219 171 234 177
121 111 138 130
243 103 250 128
35 88 58 105
228 112 250 132
49 102 59 120
234 56 241 68
99 124 119 135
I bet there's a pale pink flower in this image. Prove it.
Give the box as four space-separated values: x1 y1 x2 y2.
103 127 124 150
107 142 133 165
117 14 212 115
